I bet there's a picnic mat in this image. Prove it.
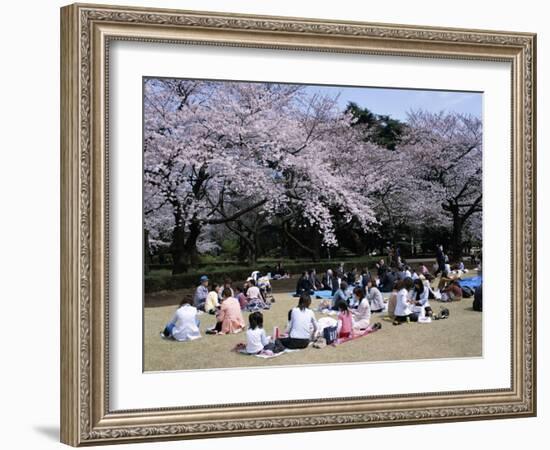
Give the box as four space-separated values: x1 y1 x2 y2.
235 347 302 359
287 290 333 299
458 276 482 289
333 324 380 345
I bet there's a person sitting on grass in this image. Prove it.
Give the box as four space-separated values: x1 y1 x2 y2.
386 280 400 318
160 296 201 342
222 278 234 298
351 286 371 331
322 269 336 292
366 279 385 313
332 281 348 310
204 283 220 315
379 269 397 293
348 285 361 309
441 279 463 302
245 311 271 354
336 301 354 339
360 267 371 290
235 285 248 310
308 269 323 291
295 271 314 297
193 275 209 311
280 293 318 349
246 279 268 311
411 278 433 318
393 278 416 325
376 259 388 279
206 288 245 335
419 264 429 276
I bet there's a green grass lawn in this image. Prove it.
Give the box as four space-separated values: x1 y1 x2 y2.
144 278 482 372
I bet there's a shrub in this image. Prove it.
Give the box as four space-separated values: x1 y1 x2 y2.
144 256 382 293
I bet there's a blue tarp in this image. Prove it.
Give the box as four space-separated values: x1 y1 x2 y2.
288 290 334 299
458 276 482 289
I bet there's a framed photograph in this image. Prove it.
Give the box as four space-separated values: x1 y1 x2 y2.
60 3 537 446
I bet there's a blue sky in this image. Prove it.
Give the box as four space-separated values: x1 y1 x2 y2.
303 85 482 121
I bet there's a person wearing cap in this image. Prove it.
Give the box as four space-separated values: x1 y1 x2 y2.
193 275 209 311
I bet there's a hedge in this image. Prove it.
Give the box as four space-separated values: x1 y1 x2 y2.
144 257 381 293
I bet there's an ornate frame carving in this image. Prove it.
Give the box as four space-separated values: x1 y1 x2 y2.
60 3 536 446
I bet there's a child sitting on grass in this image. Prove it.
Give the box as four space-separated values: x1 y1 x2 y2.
337 302 354 339
204 283 220 315
235 285 248 310
245 311 271 354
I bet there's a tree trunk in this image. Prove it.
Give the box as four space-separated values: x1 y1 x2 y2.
247 245 257 267
450 214 464 262
144 229 151 275
350 230 366 255
237 235 248 264
311 230 321 262
170 220 201 274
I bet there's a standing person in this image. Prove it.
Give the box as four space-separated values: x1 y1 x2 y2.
160 297 201 342
204 283 220 315
351 286 371 331
280 294 318 349
337 302 354 339
388 246 395 267
193 275 209 310
366 279 385 313
435 245 446 276
395 246 401 267
208 288 245 335
393 278 415 325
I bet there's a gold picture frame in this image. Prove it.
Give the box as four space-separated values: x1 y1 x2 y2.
60 2 536 446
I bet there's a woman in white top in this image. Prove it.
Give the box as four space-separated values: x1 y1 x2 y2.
393 279 414 325
366 280 385 313
351 287 371 330
280 294 318 349
160 297 201 341
411 278 433 317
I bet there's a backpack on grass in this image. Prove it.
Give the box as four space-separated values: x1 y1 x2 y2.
323 325 338 345
461 286 475 298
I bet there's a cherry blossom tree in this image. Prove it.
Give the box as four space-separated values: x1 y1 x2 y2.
144 79 380 272
396 110 483 260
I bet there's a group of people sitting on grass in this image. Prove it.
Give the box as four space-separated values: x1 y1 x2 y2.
161 253 480 346
193 274 272 315
161 288 380 355
161 273 276 342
